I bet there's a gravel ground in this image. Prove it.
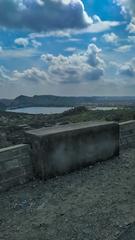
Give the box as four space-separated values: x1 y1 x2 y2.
0 148 135 240
117 222 135 240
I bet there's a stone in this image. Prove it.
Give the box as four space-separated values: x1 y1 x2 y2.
26 121 119 179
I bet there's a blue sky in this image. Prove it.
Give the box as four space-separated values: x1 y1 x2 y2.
0 0 135 98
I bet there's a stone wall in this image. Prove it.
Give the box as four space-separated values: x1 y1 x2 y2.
1 120 134 192
0 144 33 192
26 121 119 179
119 120 135 149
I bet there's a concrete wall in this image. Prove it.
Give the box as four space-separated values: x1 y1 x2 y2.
119 120 135 149
26 122 119 179
1 120 134 192
0 144 33 192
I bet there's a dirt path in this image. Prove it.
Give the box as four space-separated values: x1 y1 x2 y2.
0 149 135 240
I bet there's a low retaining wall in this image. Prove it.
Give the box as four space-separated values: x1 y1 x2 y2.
119 120 135 149
0 144 33 192
26 122 119 179
1 120 134 192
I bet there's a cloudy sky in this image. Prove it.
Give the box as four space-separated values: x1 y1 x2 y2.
0 0 135 98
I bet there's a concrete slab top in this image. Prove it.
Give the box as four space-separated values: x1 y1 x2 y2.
0 144 27 153
119 120 135 126
26 121 116 137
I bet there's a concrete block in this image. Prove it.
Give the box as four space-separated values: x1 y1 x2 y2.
26 121 119 179
0 165 32 182
0 173 32 192
119 120 135 148
0 144 33 192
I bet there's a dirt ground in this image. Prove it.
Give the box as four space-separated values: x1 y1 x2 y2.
0 148 135 240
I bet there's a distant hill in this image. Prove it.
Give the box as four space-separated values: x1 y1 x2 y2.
9 95 98 108
0 99 13 107
0 95 135 109
0 102 6 110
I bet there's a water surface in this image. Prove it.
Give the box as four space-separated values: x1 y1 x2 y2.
7 107 71 115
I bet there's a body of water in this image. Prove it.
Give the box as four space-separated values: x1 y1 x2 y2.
91 107 118 111
7 107 71 115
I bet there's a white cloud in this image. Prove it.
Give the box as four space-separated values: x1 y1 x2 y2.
28 20 123 39
27 19 121 38
14 38 29 47
92 15 102 23
31 39 42 48
76 20 121 34
127 17 135 33
115 44 132 52
0 48 37 58
0 66 11 83
0 43 105 85
0 0 92 32
13 67 48 83
128 35 135 42
57 37 82 43
91 37 97 42
41 43 105 84
103 32 119 43
118 57 135 77
0 66 48 84
65 47 77 53
114 0 135 15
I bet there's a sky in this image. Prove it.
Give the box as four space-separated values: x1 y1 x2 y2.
0 0 135 98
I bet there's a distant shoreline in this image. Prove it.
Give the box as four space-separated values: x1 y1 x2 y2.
0 95 135 112
6 106 72 115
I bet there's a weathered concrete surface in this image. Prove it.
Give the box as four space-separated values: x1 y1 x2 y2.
0 144 33 192
26 121 119 179
117 222 135 240
120 120 135 149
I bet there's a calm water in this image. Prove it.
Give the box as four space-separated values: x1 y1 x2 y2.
91 107 118 111
7 107 71 115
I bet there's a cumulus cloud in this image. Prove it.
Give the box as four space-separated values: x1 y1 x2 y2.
13 67 48 83
86 44 104 67
77 20 121 34
0 43 105 85
114 0 135 15
127 17 135 33
0 0 122 36
118 58 135 77
14 37 42 48
92 15 102 23
28 18 121 37
0 66 48 84
103 32 118 43
14 38 29 47
0 0 92 32
115 44 132 52
41 43 105 83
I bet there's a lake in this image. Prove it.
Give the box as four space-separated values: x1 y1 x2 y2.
7 106 119 115
91 107 118 111
7 107 71 115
